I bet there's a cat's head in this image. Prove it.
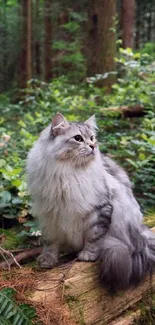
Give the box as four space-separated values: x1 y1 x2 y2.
45 113 98 168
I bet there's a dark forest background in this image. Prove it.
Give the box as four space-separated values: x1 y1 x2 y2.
0 0 155 91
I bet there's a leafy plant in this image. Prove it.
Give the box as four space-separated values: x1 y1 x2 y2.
0 288 36 325
139 42 155 59
0 47 155 234
113 47 155 109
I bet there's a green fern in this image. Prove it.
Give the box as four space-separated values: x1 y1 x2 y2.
0 288 36 325
0 316 12 325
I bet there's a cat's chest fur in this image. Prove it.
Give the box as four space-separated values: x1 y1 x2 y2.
45 160 105 215
40 159 107 249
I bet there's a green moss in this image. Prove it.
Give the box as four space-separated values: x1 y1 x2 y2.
65 294 79 307
79 306 85 325
134 295 155 324
143 212 155 228
64 283 71 290
0 228 22 250
65 294 86 325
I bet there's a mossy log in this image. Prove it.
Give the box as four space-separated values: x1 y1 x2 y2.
100 104 145 117
31 228 155 325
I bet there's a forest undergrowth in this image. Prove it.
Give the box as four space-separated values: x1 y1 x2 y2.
0 48 155 324
0 48 155 244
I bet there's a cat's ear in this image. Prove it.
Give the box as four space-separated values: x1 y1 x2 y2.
84 115 98 130
51 113 69 136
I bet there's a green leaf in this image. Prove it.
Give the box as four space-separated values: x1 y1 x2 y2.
0 159 6 168
18 120 26 128
0 191 11 203
0 316 12 325
139 153 146 161
11 179 22 187
0 288 36 325
147 138 155 145
126 159 138 168
134 53 141 59
23 220 38 227
141 133 148 140
12 198 22 205
18 181 27 191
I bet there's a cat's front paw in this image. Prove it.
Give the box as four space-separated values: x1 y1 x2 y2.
38 252 58 269
78 250 98 262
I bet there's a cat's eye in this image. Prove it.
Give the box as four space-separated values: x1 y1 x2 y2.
74 135 83 142
90 135 94 141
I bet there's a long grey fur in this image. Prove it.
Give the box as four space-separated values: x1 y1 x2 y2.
27 113 155 290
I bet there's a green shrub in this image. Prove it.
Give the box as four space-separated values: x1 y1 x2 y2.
139 42 155 59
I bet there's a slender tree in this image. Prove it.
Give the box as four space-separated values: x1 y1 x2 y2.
33 0 41 77
0 0 7 92
135 0 140 49
19 0 32 88
147 1 152 42
44 0 53 81
87 0 116 91
121 0 135 49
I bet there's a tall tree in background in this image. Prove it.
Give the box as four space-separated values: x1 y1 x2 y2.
135 0 140 49
44 0 53 81
35 0 41 76
19 0 32 88
87 0 116 91
2 0 7 91
33 0 41 77
121 0 135 49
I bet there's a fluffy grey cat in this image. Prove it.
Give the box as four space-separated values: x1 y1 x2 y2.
27 113 155 290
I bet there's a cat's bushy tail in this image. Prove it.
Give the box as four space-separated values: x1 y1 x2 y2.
99 224 155 290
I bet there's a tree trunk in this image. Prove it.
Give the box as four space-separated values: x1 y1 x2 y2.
87 0 116 92
147 8 152 42
19 0 32 88
44 0 53 81
0 0 7 92
34 0 41 77
121 0 135 49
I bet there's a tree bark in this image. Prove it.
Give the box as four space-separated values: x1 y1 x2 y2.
44 0 53 81
87 0 116 91
19 0 32 88
121 0 135 49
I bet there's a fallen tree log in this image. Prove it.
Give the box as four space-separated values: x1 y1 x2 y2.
0 247 42 270
31 228 155 325
100 104 145 117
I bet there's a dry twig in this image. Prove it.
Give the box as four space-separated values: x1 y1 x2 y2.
0 246 22 270
0 246 42 270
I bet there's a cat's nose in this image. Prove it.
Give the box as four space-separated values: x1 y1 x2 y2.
89 144 94 151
